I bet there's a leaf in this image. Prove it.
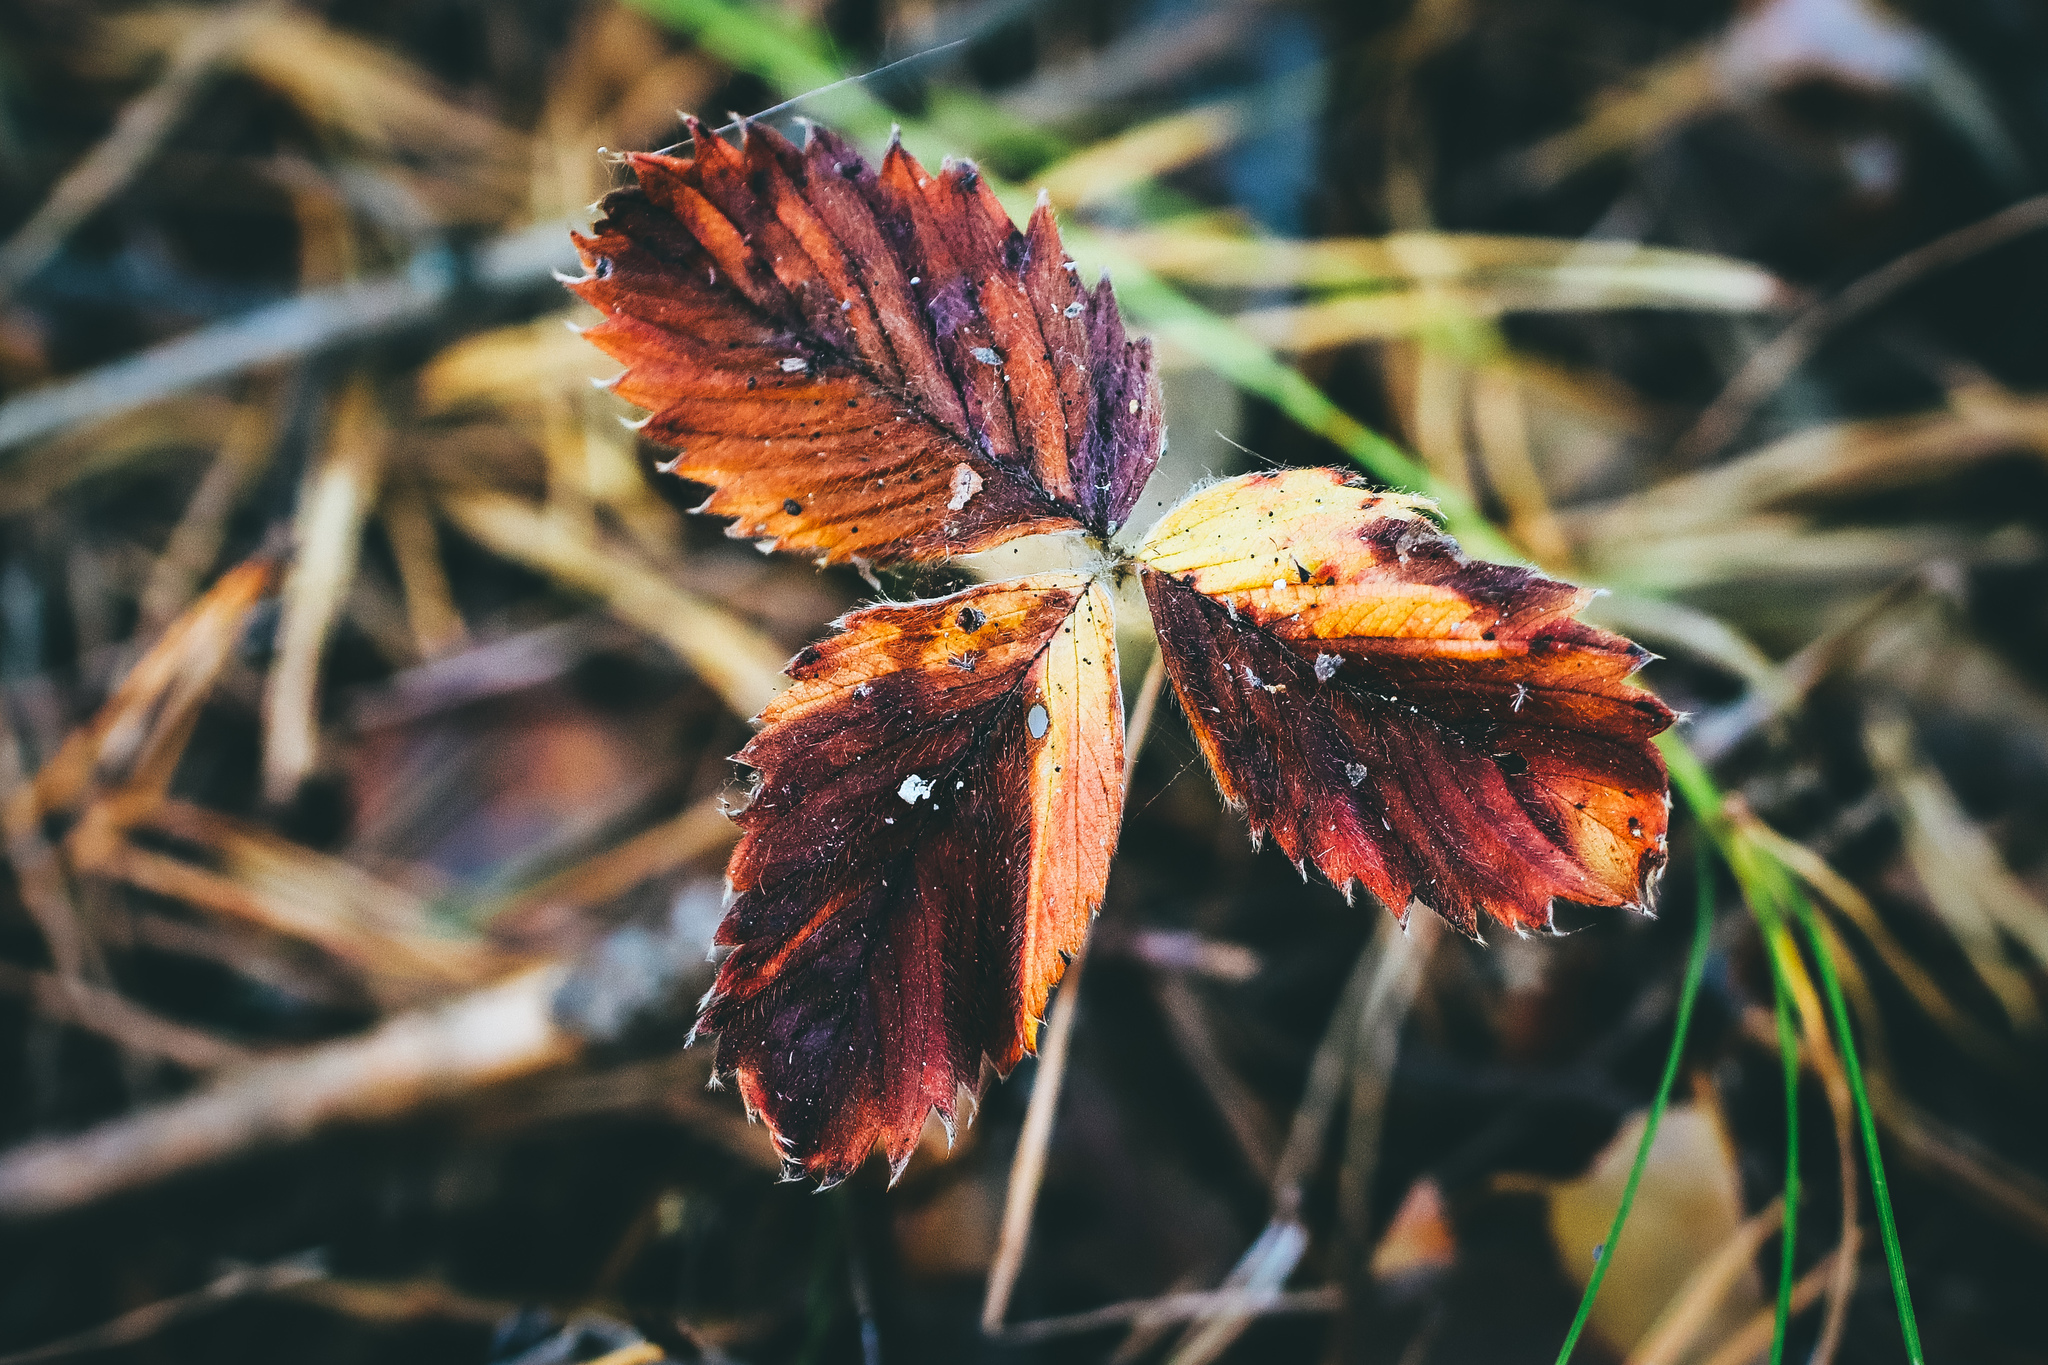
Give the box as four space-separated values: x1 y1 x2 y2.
1370 1177 1458 1285
1137 468 1672 936
566 119 1164 565
698 574 1123 1182
1543 1103 1763 1361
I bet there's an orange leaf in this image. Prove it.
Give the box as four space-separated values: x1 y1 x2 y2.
1138 468 1672 936
566 121 1164 565
699 574 1123 1183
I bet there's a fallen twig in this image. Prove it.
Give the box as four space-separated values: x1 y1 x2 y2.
1672 192 2048 466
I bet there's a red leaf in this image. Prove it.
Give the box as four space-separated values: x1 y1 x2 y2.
1138 469 1672 937
699 574 1123 1182
566 121 1164 565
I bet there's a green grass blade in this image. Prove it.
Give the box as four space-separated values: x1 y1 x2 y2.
1784 878 1926 1363
1672 731 1926 1363
1765 926 1802 1364
1552 849 1715 1365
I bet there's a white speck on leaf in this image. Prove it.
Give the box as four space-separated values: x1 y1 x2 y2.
972 346 1002 366
1064 301 1084 318
779 357 807 372
1346 763 1369 787
947 463 984 511
899 774 934 804
1315 654 1341 683
1027 703 1050 739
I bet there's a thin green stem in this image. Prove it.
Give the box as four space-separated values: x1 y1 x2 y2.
1552 849 1715 1365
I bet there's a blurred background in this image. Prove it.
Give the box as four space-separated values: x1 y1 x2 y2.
1 0 2046 1361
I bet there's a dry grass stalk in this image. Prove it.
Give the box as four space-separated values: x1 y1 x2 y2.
1567 385 2048 548
1149 972 1281 1182
1578 518 2039 593
1511 48 1722 190
138 396 278 636
1102 226 1786 304
30 557 274 819
1863 705 2048 1031
0 1253 325 1365
998 1285 1341 1344
477 1049 772 1172
1625 1196 1786 1365
1689 1247 1843 1365
0 224 575 457
107 5 529 223
1161 1219 1310 1365
263 377 390 802
4 555 275 1055
0 963 577 1218
580 1344 665 1365
1674 192 2048 465
438 489 789 719
379 481 469 659
68 798 503 1001
1033 98 1246 210
0 701 95 983
1471 364 1573 567
488 793 737 949
996 0 1277 126
1335 911 1439 1257
1162 914 1437 1365
0 396 245 515
1735 806 2022 1074
417 318 615 418
0 1 281 300
276 1276 513 1327
0 959 253 1072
